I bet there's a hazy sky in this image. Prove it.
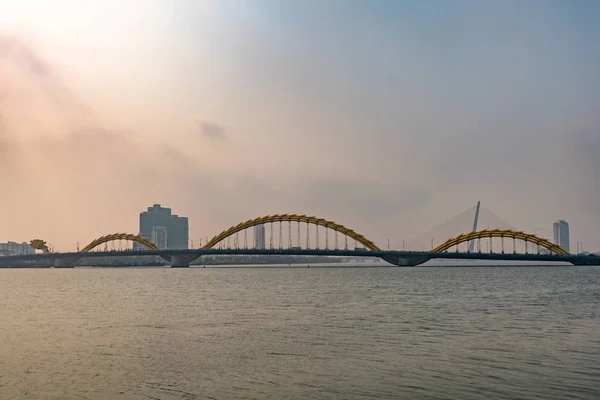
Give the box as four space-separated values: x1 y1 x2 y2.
1 0 599 251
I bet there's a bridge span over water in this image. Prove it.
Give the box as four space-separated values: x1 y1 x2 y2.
3 212 598 268
0 248 597 268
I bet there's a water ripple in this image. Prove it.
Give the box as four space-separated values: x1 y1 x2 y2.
0 266 599 399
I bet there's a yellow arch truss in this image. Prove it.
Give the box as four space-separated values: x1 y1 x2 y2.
203 214 380 250
433 229 569 255
81 233 159 252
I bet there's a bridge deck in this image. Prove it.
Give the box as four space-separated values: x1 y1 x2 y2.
0 249 598 266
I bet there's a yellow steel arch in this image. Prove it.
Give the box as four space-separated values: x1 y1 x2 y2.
433 229 569 255
81 233 159 252
204 214 380 250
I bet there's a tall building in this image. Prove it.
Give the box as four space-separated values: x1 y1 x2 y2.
150 226 168 249
553 220 570 253
254 224 266 249
0 241 36 255
137 204 189 249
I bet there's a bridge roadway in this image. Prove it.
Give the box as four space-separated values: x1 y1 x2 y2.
0 248 598 267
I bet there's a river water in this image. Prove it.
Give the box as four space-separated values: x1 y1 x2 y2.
1 266 599 399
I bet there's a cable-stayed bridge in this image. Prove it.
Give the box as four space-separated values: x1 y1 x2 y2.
407 202 514 251
1 205 598 268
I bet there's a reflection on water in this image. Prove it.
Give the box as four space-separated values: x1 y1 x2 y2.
1 266 599 399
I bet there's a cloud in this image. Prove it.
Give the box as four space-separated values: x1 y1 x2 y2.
291 179 430 219
1 0 600 251
197 120 227 140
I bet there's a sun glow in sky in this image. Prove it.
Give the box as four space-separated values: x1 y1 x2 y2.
1 0 599 251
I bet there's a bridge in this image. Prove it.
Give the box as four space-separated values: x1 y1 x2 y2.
1 210 598 268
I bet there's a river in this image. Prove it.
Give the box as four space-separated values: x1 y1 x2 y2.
1 266 599 399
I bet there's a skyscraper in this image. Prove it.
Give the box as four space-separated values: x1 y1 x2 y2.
254 224 266 249
137 204 189 249
553 220 570 253
150 226 168 249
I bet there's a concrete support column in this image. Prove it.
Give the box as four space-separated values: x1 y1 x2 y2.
170 254 190 268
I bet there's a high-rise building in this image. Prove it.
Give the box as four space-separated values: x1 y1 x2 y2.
0 241 36 255
150 226 168 249
254 224 266 249
136 204 189 249
168 214 189 249
553 220 570 253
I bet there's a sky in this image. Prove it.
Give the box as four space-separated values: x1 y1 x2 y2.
0 0 599 251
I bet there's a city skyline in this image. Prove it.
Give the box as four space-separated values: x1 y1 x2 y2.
1 1 599 251
2 203 586 254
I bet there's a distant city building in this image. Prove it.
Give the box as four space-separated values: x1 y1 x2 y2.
150 226 168 249
553 220 570 253
135 204 189 250
0 241 36 256
254 224 266 249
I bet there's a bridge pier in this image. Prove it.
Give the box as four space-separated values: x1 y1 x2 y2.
380 255 431 267
169 254 190 268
